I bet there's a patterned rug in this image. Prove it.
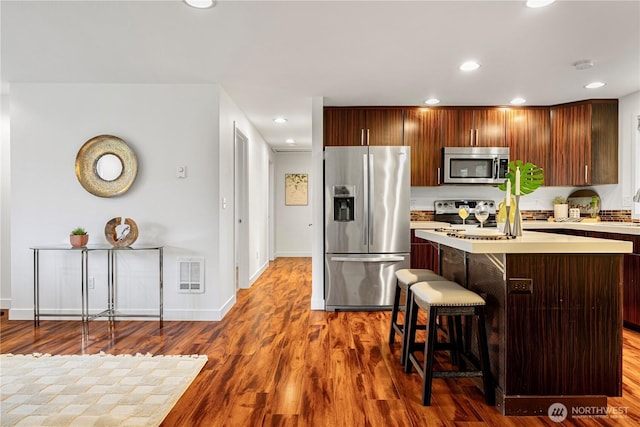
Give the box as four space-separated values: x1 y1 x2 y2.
0 352 207 426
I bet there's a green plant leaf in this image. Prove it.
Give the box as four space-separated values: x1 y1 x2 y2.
70 227 87 235
497 160 544 195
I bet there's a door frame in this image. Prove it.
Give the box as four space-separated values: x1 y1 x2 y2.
234 124 249 289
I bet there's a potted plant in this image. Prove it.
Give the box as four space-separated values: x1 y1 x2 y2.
70 227 89 247
552 196 569 219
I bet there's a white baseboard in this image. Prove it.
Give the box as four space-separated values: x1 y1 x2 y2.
310 297 325 311
247 260 269 288
0 298 11 309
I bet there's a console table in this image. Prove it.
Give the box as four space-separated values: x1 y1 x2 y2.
31 245 163 331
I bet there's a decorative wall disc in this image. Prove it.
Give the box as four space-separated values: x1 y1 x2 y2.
75 135 138 198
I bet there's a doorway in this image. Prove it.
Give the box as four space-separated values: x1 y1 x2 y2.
234 124 249 289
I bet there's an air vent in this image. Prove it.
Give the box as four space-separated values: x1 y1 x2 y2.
178 257 205 294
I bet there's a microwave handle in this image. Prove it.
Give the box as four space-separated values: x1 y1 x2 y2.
493 157 499 179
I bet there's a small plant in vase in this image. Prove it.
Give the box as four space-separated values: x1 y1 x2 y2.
70 227 89 248
552 196 569 220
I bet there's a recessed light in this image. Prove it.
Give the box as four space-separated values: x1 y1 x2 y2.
510 97 527 105
273 117 288 124
285 139 295 144
526 0 555 8
184 0 215 9
425 98 440 105
585 82 606 89
573 60 594 71
459 61 480 72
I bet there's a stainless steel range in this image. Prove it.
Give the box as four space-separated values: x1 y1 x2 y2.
434 199 497 227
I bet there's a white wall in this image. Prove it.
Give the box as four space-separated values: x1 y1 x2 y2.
274 151 312 257
1 95 10 309
219 88 273 286
7 83 271 321
310 96 325 310
411 93 640 213
618 91 640 219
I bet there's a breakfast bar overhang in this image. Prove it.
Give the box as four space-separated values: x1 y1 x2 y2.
414 229 633 416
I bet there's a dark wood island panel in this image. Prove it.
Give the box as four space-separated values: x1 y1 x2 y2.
439 245 623 416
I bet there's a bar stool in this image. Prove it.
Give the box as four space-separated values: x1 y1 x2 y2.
404 280 495 406
389 269 445 365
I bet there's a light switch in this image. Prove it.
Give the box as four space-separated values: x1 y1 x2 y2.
177 165 186 178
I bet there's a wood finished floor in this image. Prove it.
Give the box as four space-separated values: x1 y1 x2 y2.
1 257 639 426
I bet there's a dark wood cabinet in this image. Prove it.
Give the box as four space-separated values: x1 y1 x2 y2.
323 107 403 147
549 99 618 186
410 230 439 273
442 108 506 147
530 227 640 331
505 107 550 180
403 108 442 186
583 231 640 331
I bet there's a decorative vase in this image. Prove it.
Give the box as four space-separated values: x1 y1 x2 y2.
70 234 89 248
554 203 569 219
497 196 521 231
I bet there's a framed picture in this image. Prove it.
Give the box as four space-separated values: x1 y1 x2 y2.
285 173 308 206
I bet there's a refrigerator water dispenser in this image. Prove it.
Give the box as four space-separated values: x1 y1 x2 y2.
333 185 355 222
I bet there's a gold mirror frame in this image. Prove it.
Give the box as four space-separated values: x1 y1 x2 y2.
75 135 138 198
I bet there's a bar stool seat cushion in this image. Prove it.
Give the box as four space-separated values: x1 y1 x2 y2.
395 269 444 290
412 281 486 307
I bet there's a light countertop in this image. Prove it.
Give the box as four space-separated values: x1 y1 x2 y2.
521 220 640 235
411 220 640 236
414 229 633 254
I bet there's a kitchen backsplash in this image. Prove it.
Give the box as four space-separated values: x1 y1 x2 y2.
411 209 638 223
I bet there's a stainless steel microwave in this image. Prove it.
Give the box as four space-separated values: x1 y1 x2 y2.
442 147 509 184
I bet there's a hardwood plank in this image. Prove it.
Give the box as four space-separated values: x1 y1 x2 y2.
3 257 640 426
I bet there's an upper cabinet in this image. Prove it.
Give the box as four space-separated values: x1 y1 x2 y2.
505 107 551 182
549 99 618 186
324 108 403 146
442 108 506 147
403 108 443 186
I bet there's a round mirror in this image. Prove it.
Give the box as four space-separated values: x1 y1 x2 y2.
75 135 138 198
95 154 123 182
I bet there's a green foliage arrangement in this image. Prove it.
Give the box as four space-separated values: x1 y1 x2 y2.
497 160 544 195
552 196 567 205
70 227 88 235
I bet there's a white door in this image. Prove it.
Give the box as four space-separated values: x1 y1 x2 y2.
234 125 249 289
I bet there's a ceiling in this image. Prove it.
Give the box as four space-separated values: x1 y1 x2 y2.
2 0 639 151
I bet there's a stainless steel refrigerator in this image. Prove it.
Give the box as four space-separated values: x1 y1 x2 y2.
324 146 410 311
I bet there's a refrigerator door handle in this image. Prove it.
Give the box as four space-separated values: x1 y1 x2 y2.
368 153 374 245
363 154 369 246
330 255 406 263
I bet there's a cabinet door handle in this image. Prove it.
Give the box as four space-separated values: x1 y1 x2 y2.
437 167 441 185
360 129 365 146
367 129 370 146
585 165 588 183
475 129 479 146
469 129 474 146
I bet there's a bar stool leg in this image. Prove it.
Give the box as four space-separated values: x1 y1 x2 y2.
476 306 495 405
400 286 414 366
404 293 420 374
422 307 439 406
389 279 402 345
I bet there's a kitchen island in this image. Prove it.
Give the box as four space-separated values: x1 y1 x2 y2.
414 229 632 416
